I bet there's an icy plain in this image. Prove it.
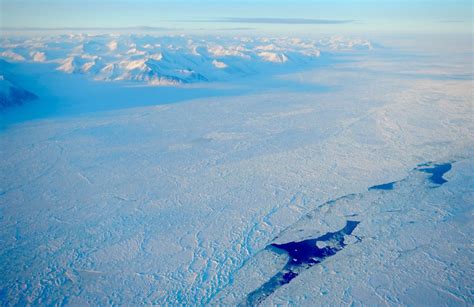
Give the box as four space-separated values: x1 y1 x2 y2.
0 34 473 305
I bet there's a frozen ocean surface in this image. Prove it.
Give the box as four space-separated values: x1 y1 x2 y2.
245 220 360 306
0 34 473 305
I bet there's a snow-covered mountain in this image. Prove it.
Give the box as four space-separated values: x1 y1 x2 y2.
0 35 372 85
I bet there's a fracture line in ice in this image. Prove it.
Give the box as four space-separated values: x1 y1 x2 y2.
240 161 453 305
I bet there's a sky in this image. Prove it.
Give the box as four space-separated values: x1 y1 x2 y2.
0 0 472 34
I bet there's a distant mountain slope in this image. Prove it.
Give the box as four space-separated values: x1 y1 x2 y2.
0 61 37 109
0 77 37 109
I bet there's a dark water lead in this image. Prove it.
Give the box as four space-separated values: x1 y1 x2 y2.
243 221 360 306
417 162 452 185
369 181 395 191
369 161 452 191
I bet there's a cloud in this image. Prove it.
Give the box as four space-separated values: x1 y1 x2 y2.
199 17 354 25
1 26 174 31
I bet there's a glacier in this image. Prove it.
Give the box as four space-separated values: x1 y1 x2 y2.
0 33 472 305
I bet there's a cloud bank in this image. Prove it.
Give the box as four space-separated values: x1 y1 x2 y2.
203 17 355 25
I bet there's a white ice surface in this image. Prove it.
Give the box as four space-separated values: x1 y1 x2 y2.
216 160 473 305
